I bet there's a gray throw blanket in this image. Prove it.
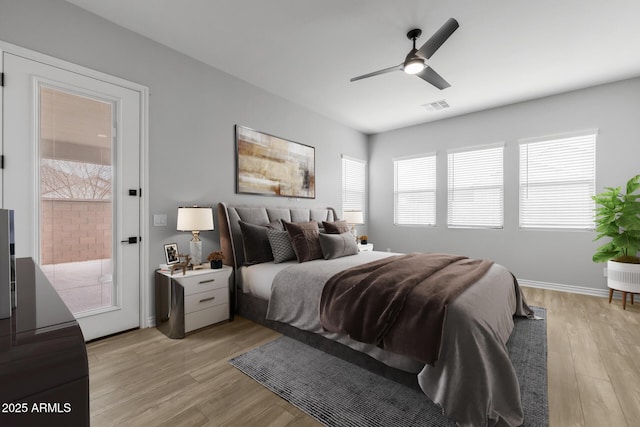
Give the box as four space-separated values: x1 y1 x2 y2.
319 252 493 365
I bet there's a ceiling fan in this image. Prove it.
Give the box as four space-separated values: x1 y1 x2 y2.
350 18 459 90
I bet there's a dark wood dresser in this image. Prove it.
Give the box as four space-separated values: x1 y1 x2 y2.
0 258 89 426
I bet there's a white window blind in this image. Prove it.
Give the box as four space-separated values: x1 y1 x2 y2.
394 154 436 226
447 144 504 228
519 131 596 229
342 156 366 218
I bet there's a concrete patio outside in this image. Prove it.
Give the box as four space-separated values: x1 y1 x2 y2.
40 258 113 314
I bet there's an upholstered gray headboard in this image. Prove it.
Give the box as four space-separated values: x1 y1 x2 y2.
217 202 338 269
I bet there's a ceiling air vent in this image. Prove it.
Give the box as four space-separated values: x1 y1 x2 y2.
422 99 450 112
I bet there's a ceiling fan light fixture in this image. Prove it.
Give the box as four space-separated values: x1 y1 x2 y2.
349 18 458 89
404 58 425 75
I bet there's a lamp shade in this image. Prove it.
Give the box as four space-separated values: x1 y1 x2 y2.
343 211 364 225
177 206 214 231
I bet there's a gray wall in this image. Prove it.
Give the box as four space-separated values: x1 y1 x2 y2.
2 0 638 303
0 0 367 319
368 77 640 291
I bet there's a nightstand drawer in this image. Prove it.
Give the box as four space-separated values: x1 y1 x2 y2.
185 304 229 332
177 274 223 295
184 287 228 313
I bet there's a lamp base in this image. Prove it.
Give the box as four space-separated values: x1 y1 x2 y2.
350 224 358 240
190 240 202 266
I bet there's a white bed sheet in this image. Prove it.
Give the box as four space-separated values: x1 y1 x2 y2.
239 261 297 300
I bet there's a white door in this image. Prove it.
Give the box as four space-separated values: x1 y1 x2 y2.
2 52 141 341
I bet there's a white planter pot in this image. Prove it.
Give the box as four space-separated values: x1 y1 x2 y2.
607 260 640 293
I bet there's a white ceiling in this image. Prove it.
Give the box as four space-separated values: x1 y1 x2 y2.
65 0 640 134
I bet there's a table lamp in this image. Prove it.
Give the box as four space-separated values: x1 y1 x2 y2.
177 206 214 266
342 210 364 239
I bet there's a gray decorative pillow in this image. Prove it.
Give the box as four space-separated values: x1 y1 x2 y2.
284 221 323 263
318 232 359 260
238 221 274 265
268 219 285 231
266 228 296 263
322 220 350 234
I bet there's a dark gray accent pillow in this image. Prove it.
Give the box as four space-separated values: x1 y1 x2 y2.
318 232 359 260
239 221 275 265
322 220 350 234
266 228 296 263
284 221 323 263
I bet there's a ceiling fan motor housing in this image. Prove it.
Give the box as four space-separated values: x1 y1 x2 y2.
407 28 422 41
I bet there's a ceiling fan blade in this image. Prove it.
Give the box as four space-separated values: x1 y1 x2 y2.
416 18 459 60
350 64 403 82
416 66 451 90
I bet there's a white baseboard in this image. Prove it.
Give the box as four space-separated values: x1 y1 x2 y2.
518 278 613 299
147 316 156 327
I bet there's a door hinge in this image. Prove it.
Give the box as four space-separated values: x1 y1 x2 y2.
0 73 4 87
0 155 4 169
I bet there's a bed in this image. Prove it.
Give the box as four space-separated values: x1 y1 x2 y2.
218 202 533 427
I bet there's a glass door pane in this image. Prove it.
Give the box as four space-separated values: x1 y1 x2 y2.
39 85 114 315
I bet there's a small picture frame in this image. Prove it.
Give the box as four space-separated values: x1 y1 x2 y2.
164 243 179 265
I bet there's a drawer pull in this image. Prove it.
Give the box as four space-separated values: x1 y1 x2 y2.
199 297 215 303
198 279 215 284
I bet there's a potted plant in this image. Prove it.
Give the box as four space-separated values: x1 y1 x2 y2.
592 174 640 306
207 251 225 269
358 235 368 245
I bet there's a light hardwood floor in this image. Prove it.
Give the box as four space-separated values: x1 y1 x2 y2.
87 287 640 426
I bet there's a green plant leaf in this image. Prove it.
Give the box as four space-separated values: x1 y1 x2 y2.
613 233 640 254
618 214 640 231
592 242 621 263
626 174 640 195
594 223 619 239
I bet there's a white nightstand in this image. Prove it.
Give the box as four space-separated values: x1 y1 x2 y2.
155 266 232 338
358 243 374 252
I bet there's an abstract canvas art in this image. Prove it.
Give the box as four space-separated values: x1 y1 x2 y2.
236 125 315 198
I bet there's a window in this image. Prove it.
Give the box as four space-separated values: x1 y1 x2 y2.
342 156 366 219
394 154 436 226
447 144 504 228
519 130 596 229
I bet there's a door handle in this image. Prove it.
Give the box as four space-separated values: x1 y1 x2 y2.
121 236 139 244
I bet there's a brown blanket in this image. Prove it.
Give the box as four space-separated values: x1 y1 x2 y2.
319 252 494 365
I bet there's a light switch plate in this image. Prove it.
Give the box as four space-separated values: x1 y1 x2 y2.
153 214 167 227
